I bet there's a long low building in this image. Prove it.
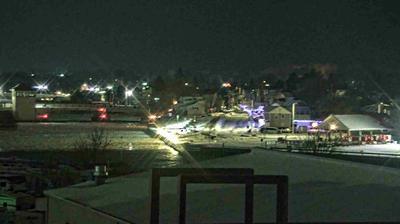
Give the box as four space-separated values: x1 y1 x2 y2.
321 114 391 142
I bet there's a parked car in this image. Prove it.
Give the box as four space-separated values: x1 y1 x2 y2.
260 127 280 134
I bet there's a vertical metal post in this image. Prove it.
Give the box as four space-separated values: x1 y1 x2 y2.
178 175 187 224
150 170 160 224
292 103 296 134
276 176 288 224
244 177 254 224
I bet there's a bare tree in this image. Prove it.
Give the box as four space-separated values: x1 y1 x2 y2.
73 128 112 168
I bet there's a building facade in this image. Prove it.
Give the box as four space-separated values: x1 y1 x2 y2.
268 106 292 129
11 84 36 121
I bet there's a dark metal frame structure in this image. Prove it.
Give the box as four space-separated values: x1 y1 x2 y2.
178 174 288 224
149 168 288 224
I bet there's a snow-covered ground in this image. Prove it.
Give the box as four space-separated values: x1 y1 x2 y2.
334 143 400 156
46 148 400 223
171 126 400 156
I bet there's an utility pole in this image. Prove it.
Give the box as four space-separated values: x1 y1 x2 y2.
292 103 297 134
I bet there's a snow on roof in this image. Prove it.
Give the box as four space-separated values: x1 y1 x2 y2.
268 105 291 114
46 149 400 223
325 114 388 131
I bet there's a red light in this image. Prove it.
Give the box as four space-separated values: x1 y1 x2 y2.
37 114 49 119
97 107 106 113
99 113 107 119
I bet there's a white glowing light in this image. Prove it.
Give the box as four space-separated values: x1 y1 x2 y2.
125 89 133 97
148 114 157 120
106 85 113 90
81 83 89 91
59 73 65 77
33 84 48 91
311 122 319 128
330 124 337 130
222 82 231 88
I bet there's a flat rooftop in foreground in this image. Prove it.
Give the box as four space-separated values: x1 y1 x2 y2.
45 149 400 223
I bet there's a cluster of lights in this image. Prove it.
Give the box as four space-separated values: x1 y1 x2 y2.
88 86 100 93
97 107 108 121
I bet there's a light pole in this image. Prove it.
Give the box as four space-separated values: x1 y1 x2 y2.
125 88 133 106
291 102 297 134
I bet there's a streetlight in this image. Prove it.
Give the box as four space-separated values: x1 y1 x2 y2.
81 83 89 91
33 84 48 92
125 89 133 106
292 102 297 134
222 82 231 88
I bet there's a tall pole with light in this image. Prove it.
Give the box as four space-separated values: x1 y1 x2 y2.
291 102 297 134
125 88 133 106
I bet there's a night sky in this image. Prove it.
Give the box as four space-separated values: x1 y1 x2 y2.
1 0 400 74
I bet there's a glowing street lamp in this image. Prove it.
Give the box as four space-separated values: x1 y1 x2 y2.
81 83 89 91
125 89 133 97
292 102 297 133
148 114 157 120
124 89 134 106
222 82 231 88
33 84 48 92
